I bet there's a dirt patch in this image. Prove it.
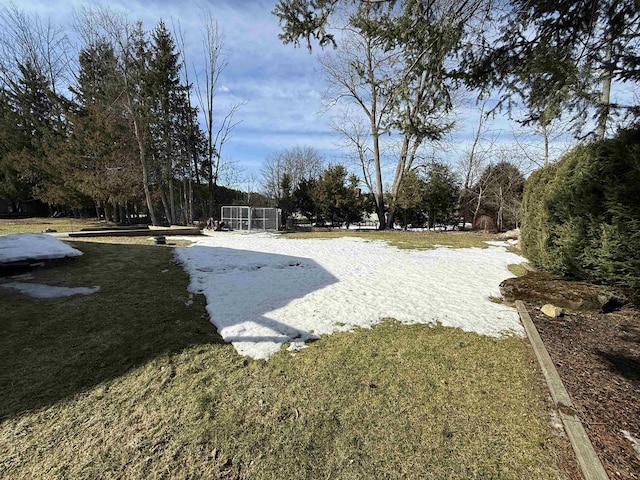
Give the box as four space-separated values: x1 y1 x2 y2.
501 272 631 312
526 302 640 479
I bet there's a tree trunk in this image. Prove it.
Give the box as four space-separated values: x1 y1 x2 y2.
188 177 194 224
104 203 112 223
119 204 126 224
169 178 177 225
113 202 120 223
192 149 201 185
160 188 171 225
543 122 550 167
595 31 613 140
366 37 386 230
472 189 483 228
387 136 419 230
133 118 157 225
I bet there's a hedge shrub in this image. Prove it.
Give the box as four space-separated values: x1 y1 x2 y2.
521 128 640 294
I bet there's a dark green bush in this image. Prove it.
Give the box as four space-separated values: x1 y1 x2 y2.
521 128 640 294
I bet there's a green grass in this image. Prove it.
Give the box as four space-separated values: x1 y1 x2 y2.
279 230 496 250
0 239 575 479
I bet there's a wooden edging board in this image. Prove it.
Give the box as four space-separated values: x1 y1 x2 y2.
515 300 609 480
68 227 201 238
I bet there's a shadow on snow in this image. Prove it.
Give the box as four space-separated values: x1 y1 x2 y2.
178 246 339 356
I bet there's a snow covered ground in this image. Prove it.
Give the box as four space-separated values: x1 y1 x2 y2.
0 233 83 263
175 232 526 360
0 233 97 299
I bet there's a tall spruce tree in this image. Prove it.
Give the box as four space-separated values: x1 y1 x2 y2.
423 162 458 230
0 86 30 210
147 21 188 224
67 39 140 220
313 164 364 226
7 61 75 208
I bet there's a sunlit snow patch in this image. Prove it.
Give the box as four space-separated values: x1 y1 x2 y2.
176 232 526 361
0 233 82 263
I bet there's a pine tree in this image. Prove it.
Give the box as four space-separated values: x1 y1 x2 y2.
313 165 364 226
293 177 317 222
146 20 188 224
0 87 30 210
463 0 640 138
7 61 75 208
395 169 427 229
423 162 459 230
67 39 141 220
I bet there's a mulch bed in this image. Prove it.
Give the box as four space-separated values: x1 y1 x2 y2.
526 302 640 480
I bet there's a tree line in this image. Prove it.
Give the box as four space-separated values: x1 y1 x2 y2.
262 146 525 231
0 4 241 224
274 0 640 229
2 1 638 230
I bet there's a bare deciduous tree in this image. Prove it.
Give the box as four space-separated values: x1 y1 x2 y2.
0 2 73 99
193 13 244 218
510 113 574 169
455 99 498 225
261 146 324 203
319 1 491 228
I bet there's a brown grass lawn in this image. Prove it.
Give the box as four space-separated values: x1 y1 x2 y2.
279 229 497 250
0 224 577 479
0 217 108 235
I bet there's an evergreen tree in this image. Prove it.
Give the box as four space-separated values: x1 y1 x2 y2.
7 61 75 208
423 162 459 229
463 0 640 138
277 172 295 219
395 169 427 229
292 177 317 222
147 20 189 224
313 164 364 226
67 39 141 220
0 86 30 210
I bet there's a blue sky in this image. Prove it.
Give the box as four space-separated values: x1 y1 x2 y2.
11 0 623 189
16 0 344 186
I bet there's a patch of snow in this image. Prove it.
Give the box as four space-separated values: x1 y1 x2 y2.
0 233 82 263
621 430 640 460
175 233 526 360
2 282 100 299
549 408 565 436
185 293 194 307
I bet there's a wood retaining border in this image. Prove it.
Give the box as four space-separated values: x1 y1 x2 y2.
516 300 609 480
68 227 201 238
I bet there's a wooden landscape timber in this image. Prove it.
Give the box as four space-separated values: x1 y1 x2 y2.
68 226 201 238
79 225 150 231
516 300 610 480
